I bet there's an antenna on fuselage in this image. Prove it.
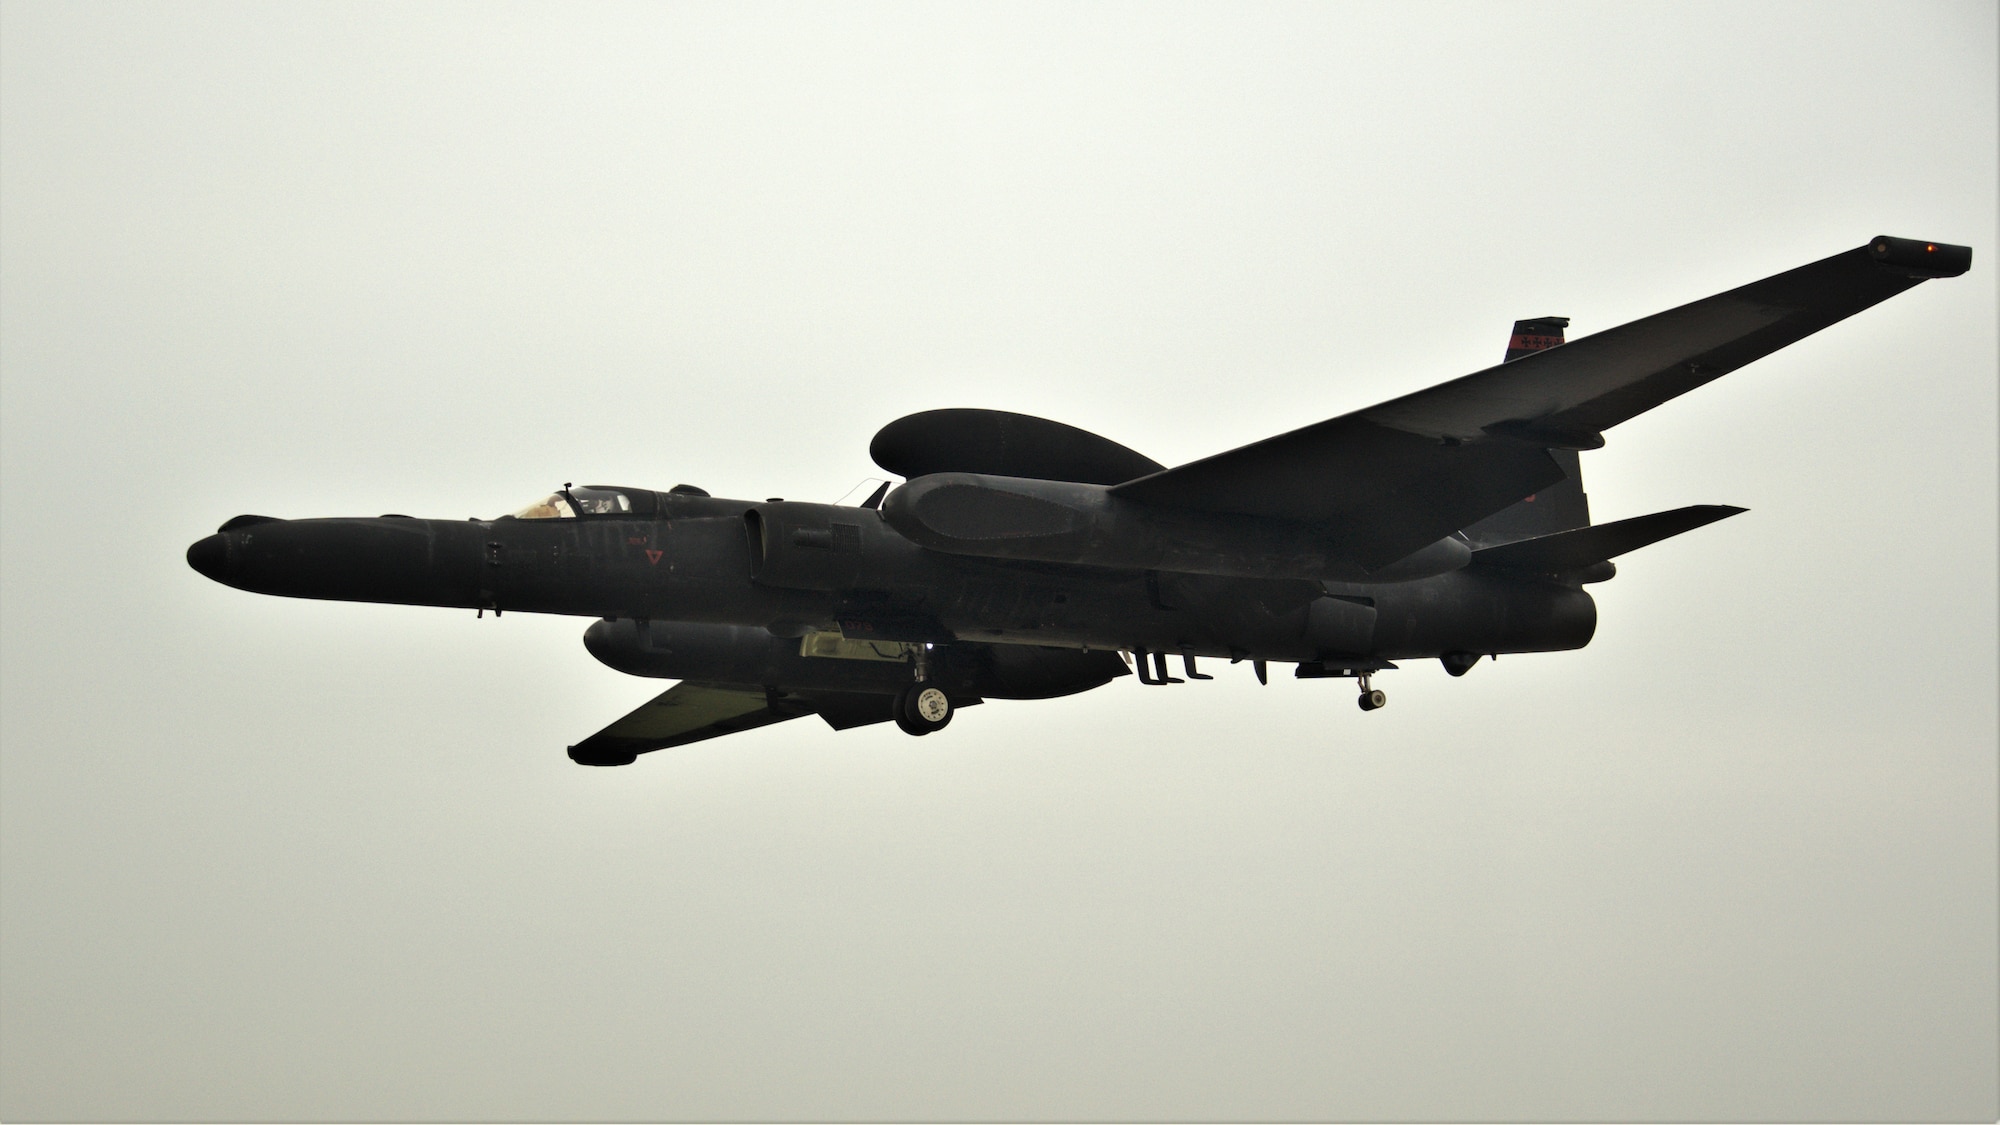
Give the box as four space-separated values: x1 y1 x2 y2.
834 477 892 508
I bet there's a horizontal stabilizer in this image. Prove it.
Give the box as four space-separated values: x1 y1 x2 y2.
1471 504 1745 573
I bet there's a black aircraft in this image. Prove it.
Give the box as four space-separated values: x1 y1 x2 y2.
188 236 1971 765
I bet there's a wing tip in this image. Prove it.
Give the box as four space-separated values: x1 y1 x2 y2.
1869 235 1972 278
567 743 638 767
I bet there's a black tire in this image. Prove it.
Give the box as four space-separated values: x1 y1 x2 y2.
1357 689 1386 711
897 683 954 734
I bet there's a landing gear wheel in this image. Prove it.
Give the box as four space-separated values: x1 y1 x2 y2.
1357 689 1386 712
895 684 954 736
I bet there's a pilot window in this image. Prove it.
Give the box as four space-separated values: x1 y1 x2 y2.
512 493 577 520
569 487 633 515
509 487 640 519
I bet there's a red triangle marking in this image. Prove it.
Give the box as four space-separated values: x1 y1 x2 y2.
645 549 663 565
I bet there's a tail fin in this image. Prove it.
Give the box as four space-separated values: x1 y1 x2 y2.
1460 317 1589 546
1503 316 1571 362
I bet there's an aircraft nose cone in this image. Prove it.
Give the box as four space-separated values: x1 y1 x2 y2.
186 534 228 581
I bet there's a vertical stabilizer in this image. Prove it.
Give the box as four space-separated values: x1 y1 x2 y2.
1461 317 1591 546
1503 316 1571 362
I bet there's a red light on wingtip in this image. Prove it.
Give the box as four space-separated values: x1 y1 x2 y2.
1927 244 1937 252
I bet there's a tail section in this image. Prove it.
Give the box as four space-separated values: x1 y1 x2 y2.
1461 317 1590 546
1503 316 1572 363
1465 320 1746 578
1470 504 1746 579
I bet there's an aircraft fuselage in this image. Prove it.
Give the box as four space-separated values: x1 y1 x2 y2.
186 490 1594 668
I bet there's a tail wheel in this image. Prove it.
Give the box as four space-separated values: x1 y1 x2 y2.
895 684 954 736
1357 689 1387 712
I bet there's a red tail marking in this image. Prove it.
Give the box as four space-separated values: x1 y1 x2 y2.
1509 334 1563 352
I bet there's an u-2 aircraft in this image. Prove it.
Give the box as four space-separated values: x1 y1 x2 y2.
188 236 1971 765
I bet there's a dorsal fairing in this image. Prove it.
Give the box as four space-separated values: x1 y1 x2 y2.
871 408 1163 485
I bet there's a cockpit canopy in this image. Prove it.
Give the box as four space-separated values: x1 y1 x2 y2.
509 486 654 519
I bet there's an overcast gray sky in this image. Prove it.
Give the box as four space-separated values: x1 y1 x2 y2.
3 2 1994 1120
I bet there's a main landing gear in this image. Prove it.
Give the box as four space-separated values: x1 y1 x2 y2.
1294 659 1394 711
1356 671 1387 712
895 682 954 736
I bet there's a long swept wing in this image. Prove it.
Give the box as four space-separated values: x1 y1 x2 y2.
1111 236 1970 570
567 682 805 766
